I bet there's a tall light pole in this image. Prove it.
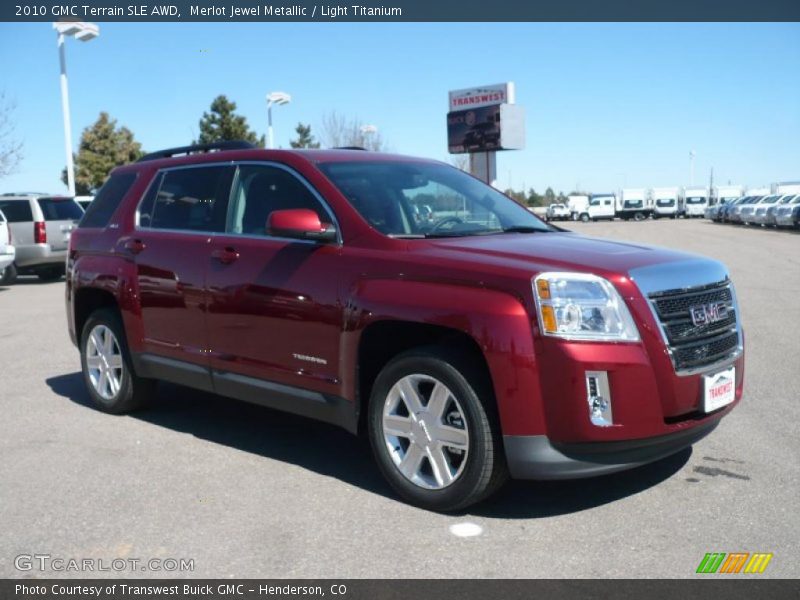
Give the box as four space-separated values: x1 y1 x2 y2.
689 150 696 186
54 21 99 196
266 91 291 149
360 124 377 149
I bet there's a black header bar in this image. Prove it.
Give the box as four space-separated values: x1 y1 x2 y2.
4 0 800 22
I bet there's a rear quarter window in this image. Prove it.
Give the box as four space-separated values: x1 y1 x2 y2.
80 172 138 228
0 200 33 222
38 197 85 221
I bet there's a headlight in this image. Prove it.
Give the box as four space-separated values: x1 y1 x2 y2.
533 272 640 342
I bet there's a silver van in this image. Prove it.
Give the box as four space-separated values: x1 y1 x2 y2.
0 194 84 283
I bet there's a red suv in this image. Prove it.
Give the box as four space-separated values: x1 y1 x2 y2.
66 142 745 511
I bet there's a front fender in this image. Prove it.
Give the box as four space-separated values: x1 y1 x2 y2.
343 279 546 436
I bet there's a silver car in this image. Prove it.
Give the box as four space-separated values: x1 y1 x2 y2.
775 195 800 228
0 194 83 284
728 196 760 224
750 194 784 226
0 210 16 284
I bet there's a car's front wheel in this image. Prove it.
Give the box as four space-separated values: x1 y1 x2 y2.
368 347 508 511
80 308 155 414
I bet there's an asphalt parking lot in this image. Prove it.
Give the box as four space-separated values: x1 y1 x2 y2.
1 218 798 579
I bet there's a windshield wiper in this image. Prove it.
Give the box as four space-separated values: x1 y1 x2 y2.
500 226 548 234
423 232 486 238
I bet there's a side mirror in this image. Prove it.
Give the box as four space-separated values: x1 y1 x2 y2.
266 209 338 243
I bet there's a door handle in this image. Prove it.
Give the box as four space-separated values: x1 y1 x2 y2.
212 247 239 265
124 238 145 255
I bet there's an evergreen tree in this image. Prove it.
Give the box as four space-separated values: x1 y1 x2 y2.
195 95 264 147
289 123 320 149
61 112 143 195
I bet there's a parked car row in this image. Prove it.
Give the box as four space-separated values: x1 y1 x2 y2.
0 192 88 285
708 193 800 229
560 183 799 224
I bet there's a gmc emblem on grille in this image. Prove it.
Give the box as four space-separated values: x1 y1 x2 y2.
689 302 728 326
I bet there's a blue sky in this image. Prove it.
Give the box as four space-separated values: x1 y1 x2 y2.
1 22 798 194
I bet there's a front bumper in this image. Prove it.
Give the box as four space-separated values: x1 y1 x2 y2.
504 418 718 479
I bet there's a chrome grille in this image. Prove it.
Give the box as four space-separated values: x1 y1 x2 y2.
648 280 741 373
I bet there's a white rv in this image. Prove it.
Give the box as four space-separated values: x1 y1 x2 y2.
684 186 710 218
774 181 800 195
618 188 652 221
714 185 744 206
652 187 683 219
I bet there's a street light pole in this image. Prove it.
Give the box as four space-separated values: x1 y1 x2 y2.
267 103 274 150
266 91 291 149
360 124 377 149
57 31 75 196
53 21 99 196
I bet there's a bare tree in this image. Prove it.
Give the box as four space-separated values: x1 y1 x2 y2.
0 92 23 179
450 154 469 172
319 111 388 152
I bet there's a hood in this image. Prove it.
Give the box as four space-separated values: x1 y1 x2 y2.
419 231 704 278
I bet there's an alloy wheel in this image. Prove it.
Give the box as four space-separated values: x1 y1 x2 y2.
85 324 124 401
382 374 470 490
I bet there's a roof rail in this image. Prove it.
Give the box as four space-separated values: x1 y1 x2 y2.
333 146 368 151
137 140 257 162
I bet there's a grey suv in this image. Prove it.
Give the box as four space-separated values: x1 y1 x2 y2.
0 194 84 283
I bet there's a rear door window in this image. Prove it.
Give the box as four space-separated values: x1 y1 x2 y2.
146 166 234 232
80 172 138 228
37 197 84 221
0 200 33 222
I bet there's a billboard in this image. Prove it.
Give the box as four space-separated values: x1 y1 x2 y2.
447 104 525 154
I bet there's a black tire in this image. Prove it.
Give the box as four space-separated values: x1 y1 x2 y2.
634 212 645 222
580 213 590 223
80 308 156 414
0 262 17 285
37 267 63 282
367 347 508 511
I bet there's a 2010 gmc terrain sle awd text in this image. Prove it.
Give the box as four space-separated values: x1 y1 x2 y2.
66 141 745 511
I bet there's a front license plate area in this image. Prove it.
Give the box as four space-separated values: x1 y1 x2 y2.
703 367 735 413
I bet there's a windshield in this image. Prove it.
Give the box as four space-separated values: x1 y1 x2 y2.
318 161 551 237
762 196 780 204
623 199 643 208
656 198 675 206
686 197 706 204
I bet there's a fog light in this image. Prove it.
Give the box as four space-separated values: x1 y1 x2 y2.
585 371 613 427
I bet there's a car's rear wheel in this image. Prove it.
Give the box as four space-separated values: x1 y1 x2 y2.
580 213 590 222
368 347 508 511
80 308 155 414
0 263 17 285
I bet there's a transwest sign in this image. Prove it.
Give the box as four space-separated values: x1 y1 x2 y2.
448 83 515 111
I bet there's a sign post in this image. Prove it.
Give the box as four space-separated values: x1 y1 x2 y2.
447 82 524 186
